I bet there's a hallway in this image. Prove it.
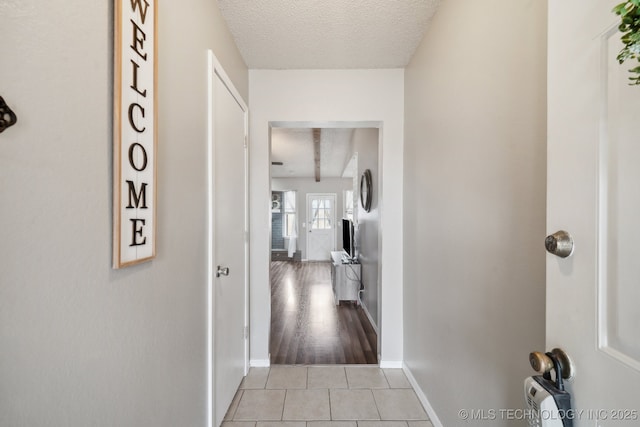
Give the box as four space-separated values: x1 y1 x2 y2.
270 261 377 364
1 1 553 426
223 366 433 426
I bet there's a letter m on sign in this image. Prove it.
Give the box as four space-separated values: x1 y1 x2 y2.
126 180 148 209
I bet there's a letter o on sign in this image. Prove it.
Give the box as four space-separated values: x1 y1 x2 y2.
128 142 148 172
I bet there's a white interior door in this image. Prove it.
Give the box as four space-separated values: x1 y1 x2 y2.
547 2 640 424
306 193 336 261
209 52 248 427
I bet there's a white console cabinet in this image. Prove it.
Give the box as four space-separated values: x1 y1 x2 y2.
330 251 361 304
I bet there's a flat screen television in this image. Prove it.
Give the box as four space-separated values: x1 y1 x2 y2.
342 218 355 260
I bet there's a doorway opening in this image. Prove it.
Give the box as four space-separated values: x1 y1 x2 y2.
269 123 381 365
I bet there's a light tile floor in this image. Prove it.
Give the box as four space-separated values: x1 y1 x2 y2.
223 367 434 427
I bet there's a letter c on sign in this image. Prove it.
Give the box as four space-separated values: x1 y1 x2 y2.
128 102 146 133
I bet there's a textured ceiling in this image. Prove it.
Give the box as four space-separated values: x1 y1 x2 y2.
218 0 441 69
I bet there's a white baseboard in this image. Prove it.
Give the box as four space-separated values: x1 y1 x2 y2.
249 359 270 368
379 360 403 369
403 363 443 427
360 301 378 335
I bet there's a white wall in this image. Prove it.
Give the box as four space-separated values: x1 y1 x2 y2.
249 70 404 365
272 177 353 260
352 129 380 328
403 1 547 425
0 1 246 425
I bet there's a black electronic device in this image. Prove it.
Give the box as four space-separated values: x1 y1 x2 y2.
341 218 355 261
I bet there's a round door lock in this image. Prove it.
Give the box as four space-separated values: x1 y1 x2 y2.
529 351 554 374
545 230 574 258
529 348 574 380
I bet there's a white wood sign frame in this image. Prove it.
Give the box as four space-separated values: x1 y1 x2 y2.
112 0 157 268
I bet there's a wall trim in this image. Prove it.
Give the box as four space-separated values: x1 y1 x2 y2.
361 301 378 334
250 359 271 368
402 363 443 427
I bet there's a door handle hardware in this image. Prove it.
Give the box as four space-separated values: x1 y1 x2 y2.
0 96 17 134
529 348 574 380
216 266 230 277
545 230 574 258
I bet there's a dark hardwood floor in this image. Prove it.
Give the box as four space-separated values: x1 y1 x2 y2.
269 261 378 365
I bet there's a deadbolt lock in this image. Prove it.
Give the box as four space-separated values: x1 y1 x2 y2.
545 230 574 258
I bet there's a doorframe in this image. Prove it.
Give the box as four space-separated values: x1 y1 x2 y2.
268 121 383 364
207 50 250 427
306 193 337 261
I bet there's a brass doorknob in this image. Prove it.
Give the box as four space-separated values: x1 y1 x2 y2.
529 351 554 374
529 348 574 380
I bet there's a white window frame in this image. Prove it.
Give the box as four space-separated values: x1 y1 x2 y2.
283 190 296 238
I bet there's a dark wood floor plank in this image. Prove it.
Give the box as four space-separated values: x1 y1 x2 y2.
269 260 377 365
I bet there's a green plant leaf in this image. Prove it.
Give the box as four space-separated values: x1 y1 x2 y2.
614 4 626 15
614 3 626 14
613 1 640 84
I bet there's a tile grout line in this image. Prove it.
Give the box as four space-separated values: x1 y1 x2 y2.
324 387 330 422
370 388 382 422
329 388 333 421
281 388 288 421
231 389 244 421
265 366 272 390
381 368 389 389
344 366 351 389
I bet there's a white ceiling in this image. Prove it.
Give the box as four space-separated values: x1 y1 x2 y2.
217 0 441 69
221 1 440 178
271 128 356 179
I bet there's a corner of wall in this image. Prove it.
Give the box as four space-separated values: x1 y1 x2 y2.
402 363 443 427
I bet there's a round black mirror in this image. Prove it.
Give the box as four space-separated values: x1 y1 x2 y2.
360 169 372 212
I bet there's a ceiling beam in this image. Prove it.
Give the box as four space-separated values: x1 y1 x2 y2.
313 128 321 182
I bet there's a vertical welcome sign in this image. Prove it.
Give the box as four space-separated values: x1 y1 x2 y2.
113 0 157 268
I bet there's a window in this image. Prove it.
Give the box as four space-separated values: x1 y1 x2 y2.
283 191 296 237
310 198 333 230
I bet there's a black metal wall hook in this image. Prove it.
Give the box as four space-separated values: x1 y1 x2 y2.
0 96 17 133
